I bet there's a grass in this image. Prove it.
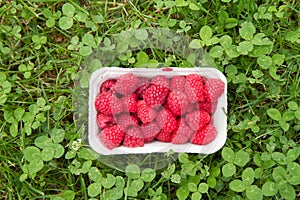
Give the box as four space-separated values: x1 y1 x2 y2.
0 0 300 199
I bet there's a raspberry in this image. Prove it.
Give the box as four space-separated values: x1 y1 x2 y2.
156 129 172 142
137 100 158 124
116 113 139 132
99 125 125 149
114 73 139 95
185 74 205 102
136 77 151 98
123 126 144 147
141 122 161 142
156 108 178 133
203 78 225 102
152 75 170 88
123 134 144 147
123 93 138 113
95 91 112 115
100 79 116 93
185 110 211 132
171 119 193 144
198 101 218 114
96 113 115 129
190 125 217 145
111 93 124 115
170 75 186 92
143 84 169 107
167 90 188 116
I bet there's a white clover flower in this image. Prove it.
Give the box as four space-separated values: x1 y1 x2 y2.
71 138 82 151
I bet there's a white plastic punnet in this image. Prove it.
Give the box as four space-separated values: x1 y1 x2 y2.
89 67 227 155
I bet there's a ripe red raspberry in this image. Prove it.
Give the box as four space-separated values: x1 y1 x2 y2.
170 75 186 92
203 78 225 102
143 84 169 107
123 126 144 147
167 90 188 116
185 74 205 102
99 125 125 149
100 79 116 93
171 119 194 144
123 134 144 147
156 129 172 142
152 75 170 88
141 122 161 142
137 100 158 124
111 93 124 115
156 108 178 133
136 77 151 98
114 73 139 95
190 125 217 145
116 113 139 132
185 110 211 132
198 101 218 114
122 93 138 113
96 113 115 129
95 91 112 115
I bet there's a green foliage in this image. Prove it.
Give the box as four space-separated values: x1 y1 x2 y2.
0 0 299 199
221 147 250 177
134 51 159 68
59 3 75 30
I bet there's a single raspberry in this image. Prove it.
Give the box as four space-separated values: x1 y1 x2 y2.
99 125 125 149
185 110 211 132
198 101 218 114
123 126 144 147
190 125 217 145
122 93 138 113
156 108 178 133
171 119 194 144
114 73 139 95
136 77 151 99
203 78 225 102
116 113 139 132
123 134 144 147
185 74 205 102
167 90 188 116
152 75 170 88
137 100 158 124
170 75 186 92
111 93 124 115
96 113 115 129
100 79 116 93
143 84 169 107
95 91 112 115
141 122 161 142
156 129 172 142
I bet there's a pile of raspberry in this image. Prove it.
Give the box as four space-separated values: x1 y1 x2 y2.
94 73 225 149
